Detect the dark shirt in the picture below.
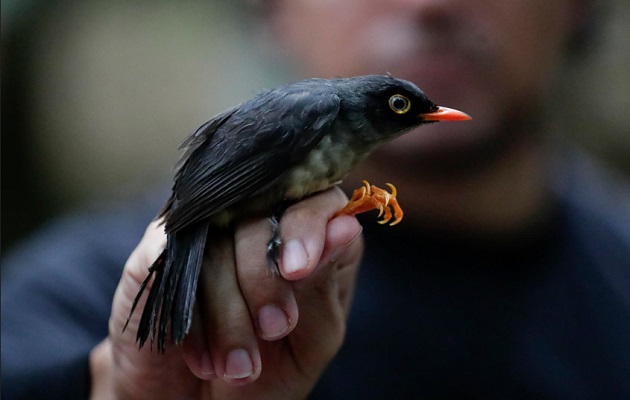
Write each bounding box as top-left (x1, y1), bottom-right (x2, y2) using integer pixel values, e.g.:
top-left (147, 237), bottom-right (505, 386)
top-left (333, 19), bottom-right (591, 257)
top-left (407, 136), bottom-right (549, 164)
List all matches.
top-left (313, 200), bottom-right (630, 399)
top-left (2, 152), bottom-right (630, 399)
top-left (2, 196), bottom-right (158, 399)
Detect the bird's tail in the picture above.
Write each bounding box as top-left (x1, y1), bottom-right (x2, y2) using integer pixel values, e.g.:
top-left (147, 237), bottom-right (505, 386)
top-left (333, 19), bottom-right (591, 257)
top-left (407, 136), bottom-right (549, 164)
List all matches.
top-left (124, 221), bottom-right (209, 352)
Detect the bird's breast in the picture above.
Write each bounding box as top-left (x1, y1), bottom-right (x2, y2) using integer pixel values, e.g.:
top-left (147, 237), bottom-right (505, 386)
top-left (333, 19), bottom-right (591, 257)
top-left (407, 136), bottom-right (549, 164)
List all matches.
top-left (283, 135), bottom-right (361, 199)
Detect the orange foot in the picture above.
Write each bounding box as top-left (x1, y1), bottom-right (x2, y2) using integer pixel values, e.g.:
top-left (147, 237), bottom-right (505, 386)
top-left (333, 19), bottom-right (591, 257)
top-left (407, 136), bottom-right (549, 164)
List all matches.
top-left (334, 180), bottom-right (403, 226)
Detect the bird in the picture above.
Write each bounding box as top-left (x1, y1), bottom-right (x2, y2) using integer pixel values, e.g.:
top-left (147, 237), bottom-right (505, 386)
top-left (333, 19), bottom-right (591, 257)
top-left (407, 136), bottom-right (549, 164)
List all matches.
top-left (124, 74), bottom-right (471, 352)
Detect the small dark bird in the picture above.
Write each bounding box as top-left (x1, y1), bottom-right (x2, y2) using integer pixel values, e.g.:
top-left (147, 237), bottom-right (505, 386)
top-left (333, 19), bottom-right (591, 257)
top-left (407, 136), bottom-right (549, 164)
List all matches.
top-left (125, 74), bottom-right (470, 351)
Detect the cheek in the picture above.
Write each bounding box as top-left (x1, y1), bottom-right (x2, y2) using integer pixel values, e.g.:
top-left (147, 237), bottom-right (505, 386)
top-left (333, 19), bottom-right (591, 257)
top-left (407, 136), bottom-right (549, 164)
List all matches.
top-left (490, 1), bottom-right (573, 97)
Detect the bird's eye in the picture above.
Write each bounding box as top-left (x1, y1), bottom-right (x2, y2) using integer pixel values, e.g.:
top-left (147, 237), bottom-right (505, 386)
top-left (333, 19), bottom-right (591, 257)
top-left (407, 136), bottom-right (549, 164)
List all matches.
top-left (388, 94), bottom-right (411, 114)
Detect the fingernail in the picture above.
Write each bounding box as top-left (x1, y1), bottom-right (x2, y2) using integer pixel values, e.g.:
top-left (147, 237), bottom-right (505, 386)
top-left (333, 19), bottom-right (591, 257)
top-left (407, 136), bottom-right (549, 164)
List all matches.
top-left (329, 227), bottom-right (363, 262)
top-left (258, 304), bottom-right (290, 340)
top-left (282, 239), bottom-right (308, 275)
top-left (200, 351), bottom-right (216, 379)
top-left (224, 348), bottom-right (254, 380)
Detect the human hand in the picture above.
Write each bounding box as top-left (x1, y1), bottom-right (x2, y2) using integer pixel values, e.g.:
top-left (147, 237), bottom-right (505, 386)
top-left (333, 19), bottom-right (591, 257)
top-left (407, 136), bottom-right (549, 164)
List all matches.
top-left (90, 187), bottom-right (363, 399)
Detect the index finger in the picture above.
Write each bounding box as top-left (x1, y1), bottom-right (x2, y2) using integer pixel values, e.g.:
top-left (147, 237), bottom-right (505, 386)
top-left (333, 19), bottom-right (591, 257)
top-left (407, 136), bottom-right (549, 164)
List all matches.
top-left (278, 187), bottom-right (362, 280)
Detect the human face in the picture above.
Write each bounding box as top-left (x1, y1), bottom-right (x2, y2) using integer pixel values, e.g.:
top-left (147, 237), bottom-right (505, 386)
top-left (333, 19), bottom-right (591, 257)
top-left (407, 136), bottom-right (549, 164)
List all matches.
top-left (271, 0), bottom-right (581, 162)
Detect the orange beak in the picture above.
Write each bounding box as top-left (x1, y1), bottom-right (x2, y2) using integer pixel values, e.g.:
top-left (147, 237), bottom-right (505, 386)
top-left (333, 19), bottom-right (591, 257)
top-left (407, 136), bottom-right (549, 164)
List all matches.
top-left (420, 106), bottom-right (472, 122)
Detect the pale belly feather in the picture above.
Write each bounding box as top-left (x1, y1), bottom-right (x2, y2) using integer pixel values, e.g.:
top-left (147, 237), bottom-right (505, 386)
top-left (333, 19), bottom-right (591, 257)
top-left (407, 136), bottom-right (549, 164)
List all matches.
top-left (283, 136), bottom-right (360, 199)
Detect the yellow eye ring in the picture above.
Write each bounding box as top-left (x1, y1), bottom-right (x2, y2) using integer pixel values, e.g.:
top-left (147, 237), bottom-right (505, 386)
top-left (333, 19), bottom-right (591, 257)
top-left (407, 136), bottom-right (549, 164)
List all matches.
top-left (388, 94), bottom-right (411, 114)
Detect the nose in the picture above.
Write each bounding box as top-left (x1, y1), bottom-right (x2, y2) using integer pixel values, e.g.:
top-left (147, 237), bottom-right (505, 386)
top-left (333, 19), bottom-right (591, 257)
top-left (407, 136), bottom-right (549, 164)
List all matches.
top-left (374, 0), bottom-right (464, 31)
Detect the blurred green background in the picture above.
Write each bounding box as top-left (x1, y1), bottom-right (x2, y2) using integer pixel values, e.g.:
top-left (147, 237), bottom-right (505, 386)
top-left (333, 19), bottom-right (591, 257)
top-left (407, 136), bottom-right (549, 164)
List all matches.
top-left (2, 0), bottom-right (629, 251)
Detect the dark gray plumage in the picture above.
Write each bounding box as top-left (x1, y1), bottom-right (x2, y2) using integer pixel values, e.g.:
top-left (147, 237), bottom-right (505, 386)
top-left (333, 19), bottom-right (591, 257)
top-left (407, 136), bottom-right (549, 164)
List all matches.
top-left (125, 74), bottom-right (470, 352)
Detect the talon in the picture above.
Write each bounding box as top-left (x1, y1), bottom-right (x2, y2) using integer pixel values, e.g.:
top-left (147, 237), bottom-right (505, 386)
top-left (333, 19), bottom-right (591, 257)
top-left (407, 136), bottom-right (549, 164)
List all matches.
top-left (361, 180), bottom-right (371, 196)
top-left (389, 194), bottom-right (403, 225)
top-left (378, 211), bottom-right (390, 224)
top-left (379, 205), bottom-right (393, 225)
top-left (334, 180), bottom-right (404, 226)
top-left (386, 183), bottom-right (397, 198)
top-left (385, 207), bottom-right (393, 223)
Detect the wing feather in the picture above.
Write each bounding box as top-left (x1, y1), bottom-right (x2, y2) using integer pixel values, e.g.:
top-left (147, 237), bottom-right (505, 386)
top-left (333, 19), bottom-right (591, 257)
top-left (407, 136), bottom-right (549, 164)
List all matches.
top-left (164, 84), bottom-right (340, 233)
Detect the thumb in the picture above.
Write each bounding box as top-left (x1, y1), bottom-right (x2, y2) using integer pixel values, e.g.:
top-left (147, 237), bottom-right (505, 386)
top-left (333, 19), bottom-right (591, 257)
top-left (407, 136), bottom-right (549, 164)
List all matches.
top-left (106, 221), bottom-right (198, 397)
top-left (111, 220), bottom-right (165, 350)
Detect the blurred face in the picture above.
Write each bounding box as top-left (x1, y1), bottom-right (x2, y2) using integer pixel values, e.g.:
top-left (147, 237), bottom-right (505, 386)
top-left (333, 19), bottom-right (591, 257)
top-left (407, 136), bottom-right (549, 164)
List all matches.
top-left (271, 0), bottom-right (581, 164)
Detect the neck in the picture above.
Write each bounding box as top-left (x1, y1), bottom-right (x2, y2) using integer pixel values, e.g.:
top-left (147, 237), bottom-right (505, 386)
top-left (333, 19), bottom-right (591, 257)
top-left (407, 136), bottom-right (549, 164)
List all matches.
top-left (342, 138), bottom-right (551, 237)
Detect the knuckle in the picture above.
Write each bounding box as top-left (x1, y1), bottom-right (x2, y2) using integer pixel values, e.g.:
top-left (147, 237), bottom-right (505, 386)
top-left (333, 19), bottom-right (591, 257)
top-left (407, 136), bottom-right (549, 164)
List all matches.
top-left (282, 207), bottom-right (325, 234)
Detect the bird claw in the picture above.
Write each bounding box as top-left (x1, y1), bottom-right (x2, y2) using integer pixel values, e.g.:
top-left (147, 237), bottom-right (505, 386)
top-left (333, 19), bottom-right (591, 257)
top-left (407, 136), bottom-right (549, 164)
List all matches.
top-left (334, 180), bottom-right (403, 225)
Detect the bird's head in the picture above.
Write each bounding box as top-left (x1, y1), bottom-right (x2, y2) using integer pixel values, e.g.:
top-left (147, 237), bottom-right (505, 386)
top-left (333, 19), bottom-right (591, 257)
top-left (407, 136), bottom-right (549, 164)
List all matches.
top-left (335, 75), bottom-right (470, 142)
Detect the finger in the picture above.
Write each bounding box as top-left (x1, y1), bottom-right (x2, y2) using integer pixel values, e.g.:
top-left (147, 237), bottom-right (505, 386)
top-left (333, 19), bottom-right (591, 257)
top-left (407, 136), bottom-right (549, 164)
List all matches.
top-left (181, 303), bottom-right (216, 381)
top-left (287, 214), bottom-right (364, 377)
top-left (108, 221), bottom-right (198, 397)
top-left (199, 232), bottom-right (262, 386)
top-left (295, 214), bottom-right (363, 324)
top-left (318, 214), bottom-right (363, 269)
top-left (128, 220), bottom-right (167, 280)
top-left (322, 215), bottom-right (364, 311)
top-left (235, 217), bottom-right (299, 341)
top-left (278, 187), bottom-right (350, 280)
top-left (112, 220), bottom-right (166, 344)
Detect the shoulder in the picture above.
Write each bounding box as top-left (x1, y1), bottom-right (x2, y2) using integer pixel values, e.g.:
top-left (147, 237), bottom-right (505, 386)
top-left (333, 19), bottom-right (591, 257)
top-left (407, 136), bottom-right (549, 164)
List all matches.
top-left (552, 145), bottom-right (630, 246)
top-left (550, 146), bottom-right (630, 296)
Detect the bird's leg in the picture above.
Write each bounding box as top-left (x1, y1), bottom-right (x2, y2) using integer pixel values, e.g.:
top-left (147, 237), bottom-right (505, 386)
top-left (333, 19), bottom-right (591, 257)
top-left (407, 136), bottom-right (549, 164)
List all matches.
top-left (334, 180), bottom-right (403, 226)
top-left (266, 201), bottom-right (291, 275)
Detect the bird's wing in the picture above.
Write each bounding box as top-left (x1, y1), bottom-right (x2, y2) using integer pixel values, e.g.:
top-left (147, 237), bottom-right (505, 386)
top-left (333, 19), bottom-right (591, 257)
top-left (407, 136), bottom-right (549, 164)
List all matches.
top-left (172, 105), bottom-right (239, 175)
top-left (163, 87), bottom-right (341, 233)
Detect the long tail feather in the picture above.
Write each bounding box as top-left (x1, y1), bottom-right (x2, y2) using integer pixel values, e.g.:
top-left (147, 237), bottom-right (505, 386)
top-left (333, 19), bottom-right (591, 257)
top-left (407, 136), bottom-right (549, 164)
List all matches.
top-left (127, 222), bottom-right (209, 352)
top-left (123, 250), bottom-right (165, 336)
top-left (172, 223), bottom-right (208, 342)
